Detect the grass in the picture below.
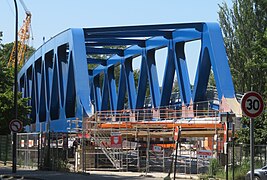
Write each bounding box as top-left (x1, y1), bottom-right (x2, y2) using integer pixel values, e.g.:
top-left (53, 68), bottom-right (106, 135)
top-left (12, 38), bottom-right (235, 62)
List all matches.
top-left (204, 158), bottom-right (252, 180)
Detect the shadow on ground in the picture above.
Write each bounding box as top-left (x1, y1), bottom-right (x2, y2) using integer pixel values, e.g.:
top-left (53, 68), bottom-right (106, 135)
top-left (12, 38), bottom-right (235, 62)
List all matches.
top-left (0, 167), bottom-right (159, 180)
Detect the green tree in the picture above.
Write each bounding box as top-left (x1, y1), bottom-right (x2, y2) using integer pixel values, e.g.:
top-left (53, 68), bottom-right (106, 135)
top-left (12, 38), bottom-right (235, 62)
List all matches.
top-left (0, 31), bottom-right (2, 47)
top-left (219, 0), bottom-right (267, 144)
top-left (219, 0), bottom-right (267, 97)
top-left (0, 41), bottom-right (32, 134)
top-left (0, 91), bottom-right (31, 135)
top-left (0, 42), bottom-right (35, 68)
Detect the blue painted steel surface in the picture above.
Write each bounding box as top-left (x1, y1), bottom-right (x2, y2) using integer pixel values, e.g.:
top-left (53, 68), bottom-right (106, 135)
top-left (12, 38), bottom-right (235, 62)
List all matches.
top-left (18, 22), bottom-right (236, 132)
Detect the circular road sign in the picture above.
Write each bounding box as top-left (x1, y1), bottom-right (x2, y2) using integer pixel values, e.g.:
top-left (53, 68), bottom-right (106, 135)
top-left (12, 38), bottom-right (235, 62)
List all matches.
top-left (241, 91), bottom-right (264, 118)
top-left (174, 126), bottom-right (179, 141)
top-left (9, 119), bottom-right (23, 133)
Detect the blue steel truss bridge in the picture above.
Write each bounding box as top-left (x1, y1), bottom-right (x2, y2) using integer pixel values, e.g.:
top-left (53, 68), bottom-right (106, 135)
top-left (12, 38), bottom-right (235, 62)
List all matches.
top-left (18, 22), bottom-right (242, 170)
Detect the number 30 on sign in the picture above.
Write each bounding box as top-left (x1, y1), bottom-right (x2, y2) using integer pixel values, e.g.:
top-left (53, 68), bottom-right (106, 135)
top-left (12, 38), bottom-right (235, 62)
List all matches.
top-left (241, 91), bottom-right (264, 118)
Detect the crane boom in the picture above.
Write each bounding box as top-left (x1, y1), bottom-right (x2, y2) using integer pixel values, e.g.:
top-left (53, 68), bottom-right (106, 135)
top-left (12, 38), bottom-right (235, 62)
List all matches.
top-left (8, 2), bottom-right (32, 67)
top-left (19, 0), bottom-right (29, 13)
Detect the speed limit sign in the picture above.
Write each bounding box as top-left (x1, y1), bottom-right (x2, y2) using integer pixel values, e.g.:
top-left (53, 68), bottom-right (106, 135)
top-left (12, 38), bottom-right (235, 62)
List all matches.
top-left (241, 91), bottom-right (264, 118)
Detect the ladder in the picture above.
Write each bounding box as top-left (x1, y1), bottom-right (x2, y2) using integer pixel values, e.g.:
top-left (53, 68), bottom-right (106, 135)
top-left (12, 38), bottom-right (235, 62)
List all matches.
top-left (92, 129), bottom-right (122, 169)
top-left (88, 120), bottom-right (123, 169)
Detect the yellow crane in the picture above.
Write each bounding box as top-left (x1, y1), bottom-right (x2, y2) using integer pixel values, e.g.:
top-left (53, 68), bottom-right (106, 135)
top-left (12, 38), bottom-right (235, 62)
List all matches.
top-left (8, 0), bottom-right (32, 67)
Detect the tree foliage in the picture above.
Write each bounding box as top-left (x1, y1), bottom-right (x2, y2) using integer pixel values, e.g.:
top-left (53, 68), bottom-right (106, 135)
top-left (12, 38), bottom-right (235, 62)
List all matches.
top-left (0, 42), bottom-right (35, 68)
top-left (219, 0), bottom-right (267, 144)
top-left (0, 39), bottom-right (33, 134)
top-left (219, 0), bottom-right (267, 96)
top-left (0, 31), bottom-right (2, 49)
top-left (0, 90), bottom-right (31, 134)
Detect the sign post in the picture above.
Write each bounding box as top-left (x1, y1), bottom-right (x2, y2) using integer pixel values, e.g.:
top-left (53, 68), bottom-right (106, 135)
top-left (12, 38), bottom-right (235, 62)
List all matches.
top-left (232, 123), bottom-right (235, 180)
top-left (241, 91), bottom-right (264, 180)
top-left (9, 119), bottom-right (23, 174)
top-left (220, 112), bottom-right (235, 180)
top-left (226, 112), bottom-right (229, 180)
top-left (173, 126), bottom-right (181, 180)
top-left (164, 126), bottom-right (181, 180)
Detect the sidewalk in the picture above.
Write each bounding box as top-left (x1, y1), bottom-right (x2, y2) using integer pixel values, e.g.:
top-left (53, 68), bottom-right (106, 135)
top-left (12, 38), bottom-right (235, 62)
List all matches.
top-left (0, 166), bottom-right (200, 180)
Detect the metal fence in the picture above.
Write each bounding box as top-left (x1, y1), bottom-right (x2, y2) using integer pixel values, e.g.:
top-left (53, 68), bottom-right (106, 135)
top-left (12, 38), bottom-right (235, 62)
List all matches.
top-left (2, 132), bottom-right (267, 175)
top-left (228, 143), bottom-right (267, 168)
top-left (16, 132), bottom-right (71, 171)
top-left (17, 133), bottom-right (39, 168)
top-left (0, 135), bottom-right (12, 165)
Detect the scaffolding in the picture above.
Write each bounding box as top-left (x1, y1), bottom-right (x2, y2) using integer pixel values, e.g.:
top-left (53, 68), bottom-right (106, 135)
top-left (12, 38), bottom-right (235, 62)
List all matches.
top-left (73, 101), bottom-right (226, 173)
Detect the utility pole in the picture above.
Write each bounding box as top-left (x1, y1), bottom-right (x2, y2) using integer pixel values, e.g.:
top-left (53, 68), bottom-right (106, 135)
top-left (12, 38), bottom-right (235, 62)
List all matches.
top-left (12, 0), bottom-right (19, 174)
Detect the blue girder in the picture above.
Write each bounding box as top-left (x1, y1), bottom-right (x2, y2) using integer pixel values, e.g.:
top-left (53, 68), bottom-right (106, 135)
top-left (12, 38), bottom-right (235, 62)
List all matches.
top-left (18, 22), bottom-right (236, 132)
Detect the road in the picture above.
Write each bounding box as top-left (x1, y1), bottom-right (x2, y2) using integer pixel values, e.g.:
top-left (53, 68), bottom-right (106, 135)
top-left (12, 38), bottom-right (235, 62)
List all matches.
top-left (0, 165), bottom-right (199, 180)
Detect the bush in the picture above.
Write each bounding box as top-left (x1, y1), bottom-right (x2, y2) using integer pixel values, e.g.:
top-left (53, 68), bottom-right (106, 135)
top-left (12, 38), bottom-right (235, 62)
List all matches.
top-left (57, 159), bottom-right (71, 172)
top-left (209, 158), bottom-right (222, 176)
top-left (208, 158), bottom-right (248, 179)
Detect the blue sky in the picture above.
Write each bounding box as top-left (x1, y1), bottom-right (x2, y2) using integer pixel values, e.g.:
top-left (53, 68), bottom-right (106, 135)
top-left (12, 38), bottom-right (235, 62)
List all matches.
top-left (1, 0), bottom-right (232, 84)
